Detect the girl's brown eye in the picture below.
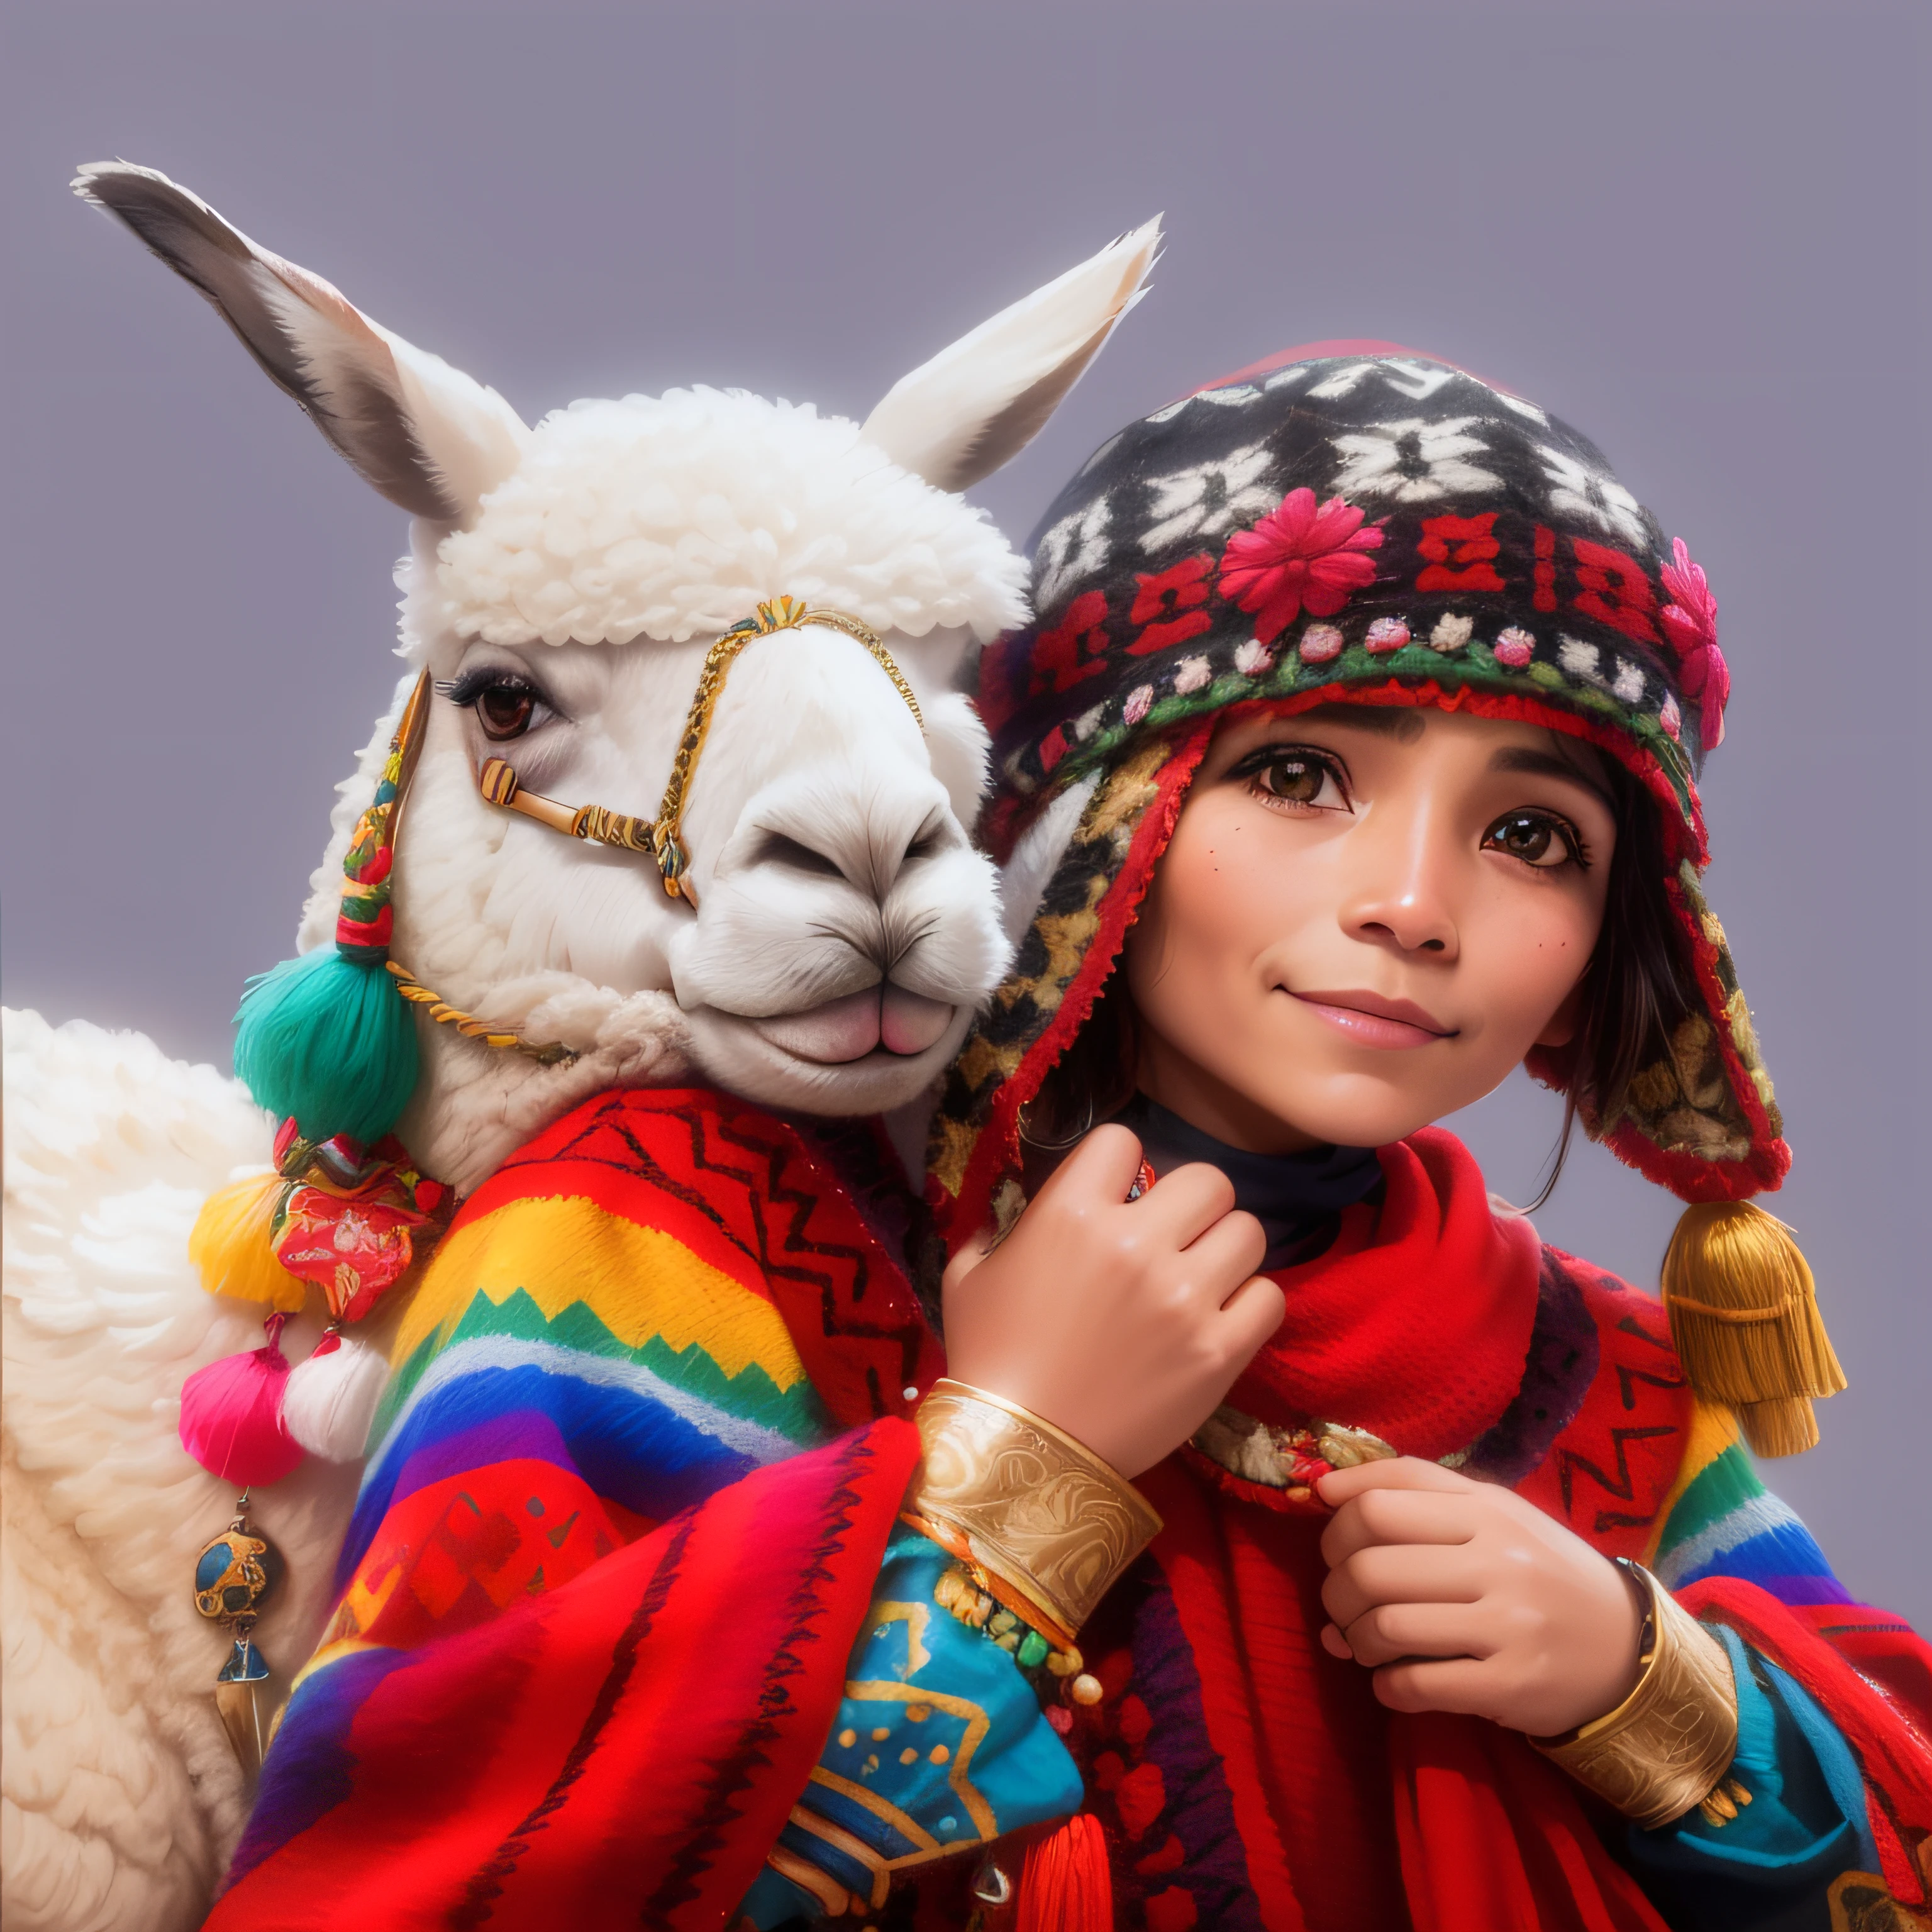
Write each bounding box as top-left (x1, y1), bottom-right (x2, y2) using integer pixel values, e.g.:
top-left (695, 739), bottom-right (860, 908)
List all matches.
top-left (477, 685), bottom-right (536, 740)
top-left (1259, 756), bottom-right (1326, 803)
top-left (1485, 810), bottom-right (1575, 869)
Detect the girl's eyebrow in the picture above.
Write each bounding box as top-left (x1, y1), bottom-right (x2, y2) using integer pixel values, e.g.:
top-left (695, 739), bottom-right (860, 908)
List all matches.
top-left (1489, 744), bottom-right (1615, 808)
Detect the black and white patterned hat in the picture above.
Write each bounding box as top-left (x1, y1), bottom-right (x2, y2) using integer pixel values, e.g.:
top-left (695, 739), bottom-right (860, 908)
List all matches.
top-left (982, 340), bottom-right (1729, 841)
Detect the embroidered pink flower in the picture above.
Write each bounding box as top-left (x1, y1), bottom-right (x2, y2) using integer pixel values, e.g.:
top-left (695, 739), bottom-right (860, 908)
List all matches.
top-left (1219, 490), bottom-right (1384, 643)
top-left (1658, 538), bottom-right (1729, 748)
top-left (1660, 694), bottom-right (1682, 741)
top-left (1299, 624), bottom-right (1345, 663)
top-left (1493, 626), bottom-right (1535, 669)
top-left (1124, 683), bottom-right (1154, 725)
top-left (1364, 616), bottom-right (1411, 653)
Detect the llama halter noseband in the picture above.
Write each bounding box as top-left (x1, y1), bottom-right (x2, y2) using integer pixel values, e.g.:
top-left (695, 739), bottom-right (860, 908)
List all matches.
top-left (473, 596), bottom-right (923, 909)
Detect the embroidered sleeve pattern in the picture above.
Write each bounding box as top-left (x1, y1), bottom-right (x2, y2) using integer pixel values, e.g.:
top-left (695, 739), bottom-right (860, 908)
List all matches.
top-left (741, 1526), bottom-right (1084, 1924)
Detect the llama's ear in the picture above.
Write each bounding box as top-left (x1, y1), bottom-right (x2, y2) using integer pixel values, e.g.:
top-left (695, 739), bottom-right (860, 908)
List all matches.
top-left (74, 162), bottom-right (528, 523)
top-left (860, 217), bottom-right (1162, 492)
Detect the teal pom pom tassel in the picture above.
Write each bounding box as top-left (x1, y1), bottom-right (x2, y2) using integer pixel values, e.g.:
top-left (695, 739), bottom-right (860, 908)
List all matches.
top-left (234, 950), bottom-right (419, 1146)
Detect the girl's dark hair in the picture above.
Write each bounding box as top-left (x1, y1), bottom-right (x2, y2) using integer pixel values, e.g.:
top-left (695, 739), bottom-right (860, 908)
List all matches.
top-left (1531, 748), bottom-right (1702, 1204)
top-left (1019, 739), bottom-right (1702, 1206)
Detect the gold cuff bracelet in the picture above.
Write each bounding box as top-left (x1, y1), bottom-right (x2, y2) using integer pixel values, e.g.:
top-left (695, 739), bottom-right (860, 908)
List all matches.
top-left (1530, 1560), bottom-right (1739, 1831)
top-left (903, 1379), bottom-right (1163, 1643)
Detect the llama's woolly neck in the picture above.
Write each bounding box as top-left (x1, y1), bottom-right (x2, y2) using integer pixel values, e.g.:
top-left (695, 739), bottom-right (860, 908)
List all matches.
top-left (413, 387), bottom-right (1030, 653)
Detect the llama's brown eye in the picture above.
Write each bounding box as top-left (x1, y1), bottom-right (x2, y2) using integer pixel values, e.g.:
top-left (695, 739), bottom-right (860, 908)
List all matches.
top-left (477, 685), bottom-right (535, 740)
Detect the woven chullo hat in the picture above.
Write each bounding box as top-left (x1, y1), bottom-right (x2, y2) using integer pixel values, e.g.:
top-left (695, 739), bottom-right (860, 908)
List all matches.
top-left (934, 343), bottom-right (1842, 1455)
top-left (935, 343), bottom-right (1839, 1453)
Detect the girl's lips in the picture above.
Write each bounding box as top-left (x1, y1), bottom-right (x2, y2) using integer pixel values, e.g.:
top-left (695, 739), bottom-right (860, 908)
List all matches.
top-left (1291, 989), bottom-right (1456, 1050)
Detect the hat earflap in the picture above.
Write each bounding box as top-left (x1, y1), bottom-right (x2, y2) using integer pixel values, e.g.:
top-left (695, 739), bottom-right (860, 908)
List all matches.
top-left (1661, 1202), bottom-right (1847, 1458)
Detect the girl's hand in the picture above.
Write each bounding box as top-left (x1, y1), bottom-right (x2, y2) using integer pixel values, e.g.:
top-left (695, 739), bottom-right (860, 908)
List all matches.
top-left (1316, 1458), bottom-right (1645, 1737)
top-left (941, 1124), bottom-right (1282, 1480)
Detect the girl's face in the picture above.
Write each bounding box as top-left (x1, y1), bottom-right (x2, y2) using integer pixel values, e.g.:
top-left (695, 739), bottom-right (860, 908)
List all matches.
top-left (1124, 704), bottom-right (1618, 1153)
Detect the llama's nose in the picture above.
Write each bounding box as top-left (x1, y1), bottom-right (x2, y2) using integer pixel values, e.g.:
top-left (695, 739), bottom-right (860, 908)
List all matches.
top-left (753, 812), bottom-right (944, 902)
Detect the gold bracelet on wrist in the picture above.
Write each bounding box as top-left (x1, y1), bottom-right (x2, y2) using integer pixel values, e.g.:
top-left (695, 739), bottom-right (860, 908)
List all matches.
top-left (1529, 1560), bottom-right (1739, 1831)
top-left (903, 1379), bottom-right (1163, 1643)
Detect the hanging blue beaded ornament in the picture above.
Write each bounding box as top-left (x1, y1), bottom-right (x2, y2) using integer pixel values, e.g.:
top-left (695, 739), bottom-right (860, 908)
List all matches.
top-left (192, 1494), bottom-right (286, 1775)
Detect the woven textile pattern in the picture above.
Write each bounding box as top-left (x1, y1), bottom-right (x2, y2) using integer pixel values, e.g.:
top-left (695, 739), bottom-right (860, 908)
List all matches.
top-left (209, 1088), bottom-right (943, 1930)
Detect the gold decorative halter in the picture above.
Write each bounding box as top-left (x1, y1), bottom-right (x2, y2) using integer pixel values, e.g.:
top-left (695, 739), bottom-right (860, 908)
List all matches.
top-left (473, 597), bottom-right (923, 909)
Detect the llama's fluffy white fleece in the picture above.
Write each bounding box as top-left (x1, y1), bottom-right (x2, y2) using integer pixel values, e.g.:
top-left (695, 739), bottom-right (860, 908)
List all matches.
top-left (2, 1011), bottom-right (361, 1932)
top-left (421, 388), bottom-right (1030, 650)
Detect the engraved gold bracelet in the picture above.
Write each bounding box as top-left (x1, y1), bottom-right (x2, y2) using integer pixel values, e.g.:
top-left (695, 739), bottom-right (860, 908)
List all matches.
top-left (1530, 1560), bottom-right (1739, 1831)
top-left (902, 1379), bottom-right (1162, 1644)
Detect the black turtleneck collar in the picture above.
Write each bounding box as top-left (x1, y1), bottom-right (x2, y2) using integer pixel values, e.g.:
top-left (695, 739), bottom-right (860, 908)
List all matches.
top-left (1112, 1091), bottom-right (1385, 1272)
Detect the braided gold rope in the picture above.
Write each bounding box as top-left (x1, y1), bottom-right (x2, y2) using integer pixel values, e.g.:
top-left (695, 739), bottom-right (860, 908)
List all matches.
top-left (385, 961), bottom-right (578, 1065)
top-left (650, 597), bottom-right (923, 897)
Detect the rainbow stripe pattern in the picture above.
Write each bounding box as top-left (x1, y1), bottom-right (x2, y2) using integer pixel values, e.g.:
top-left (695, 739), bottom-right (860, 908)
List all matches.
top-left (215, 1087), bottom-right (944, 1929)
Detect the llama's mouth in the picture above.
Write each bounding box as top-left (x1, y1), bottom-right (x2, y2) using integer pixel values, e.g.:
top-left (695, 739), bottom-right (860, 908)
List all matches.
top-left (748, 985), bottom-right (955, 1064)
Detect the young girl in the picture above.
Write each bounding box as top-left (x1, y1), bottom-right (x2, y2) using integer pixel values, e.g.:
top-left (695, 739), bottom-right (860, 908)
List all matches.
top-left (745, 346), bottom-right (1931, 1929)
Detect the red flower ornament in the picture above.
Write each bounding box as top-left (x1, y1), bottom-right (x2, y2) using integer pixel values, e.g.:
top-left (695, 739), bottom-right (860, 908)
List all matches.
top-left (1219, 490), bottom-right (1384, 644)
top-left (1658, 538), bottom-right (1729, 749)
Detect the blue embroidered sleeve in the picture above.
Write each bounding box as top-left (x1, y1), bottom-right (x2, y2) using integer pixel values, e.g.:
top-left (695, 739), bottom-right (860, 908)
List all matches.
top-left (1625, 1625), bottom-right (1879, 1931)
top-left (738, 1526), bottom-right (1084, 1925)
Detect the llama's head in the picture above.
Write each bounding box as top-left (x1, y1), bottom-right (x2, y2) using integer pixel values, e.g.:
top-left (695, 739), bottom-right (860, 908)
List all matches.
top-left (79, 165), bottom-right (1157, 1186)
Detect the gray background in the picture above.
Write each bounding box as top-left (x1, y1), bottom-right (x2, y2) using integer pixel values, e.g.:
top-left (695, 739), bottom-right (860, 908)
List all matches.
top-left (4, 1), bottom-right (1926, 1622)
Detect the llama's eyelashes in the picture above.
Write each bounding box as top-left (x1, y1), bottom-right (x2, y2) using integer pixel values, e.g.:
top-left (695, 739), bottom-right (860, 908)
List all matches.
top-left (437, 668), bottom-right (563, 740)
top-left (437, 667), bottom-right (555, 711)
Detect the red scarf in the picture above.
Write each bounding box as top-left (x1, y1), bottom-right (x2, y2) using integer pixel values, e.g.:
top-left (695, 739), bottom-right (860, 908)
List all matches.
top-left (1139, 1128), bottom-right (1672, 1932)
top-left (1228, 1128), bottom-right (1541, 1460)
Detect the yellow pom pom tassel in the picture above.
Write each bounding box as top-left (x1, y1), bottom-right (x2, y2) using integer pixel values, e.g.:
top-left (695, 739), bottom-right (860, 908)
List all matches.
top-left (189, 1174), bottom-right (308, 1314)
top-left (1661, 1202), bottom-right (1846, 1458)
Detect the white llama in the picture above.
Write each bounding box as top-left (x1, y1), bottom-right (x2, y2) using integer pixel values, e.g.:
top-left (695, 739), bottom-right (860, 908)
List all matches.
top-left (1, 163), bottom-right (1157, 1932)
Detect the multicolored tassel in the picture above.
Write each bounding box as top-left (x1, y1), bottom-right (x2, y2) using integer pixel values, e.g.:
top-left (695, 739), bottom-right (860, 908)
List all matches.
top-left (231, 672), bottom-right (432, 1146)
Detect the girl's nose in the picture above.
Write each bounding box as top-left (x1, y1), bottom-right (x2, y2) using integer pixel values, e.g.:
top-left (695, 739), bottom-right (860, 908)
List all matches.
top-left (1338, 815), bottom-right (1459, 960)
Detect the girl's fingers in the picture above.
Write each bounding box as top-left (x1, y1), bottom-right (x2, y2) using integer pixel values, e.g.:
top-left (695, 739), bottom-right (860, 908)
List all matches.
top-left (1367, 1655), bottom-right (1499, 1719)
top-left (1331, 1601), bottom-right (1500, 1670)
top-left (1318, 1457), bottom-right (1477, 1508)
top-left (1320, 1541), bottom-right (1487, 1631)
top-left (1133, 1159), bottom-right (1239, 1246)
top-left (1180, 1208), bottom-right (1268, 1297)
top-left (1320, 1485), bottom-right (1479, 1567)
top-left (1213, 1271), bottom-right (1288, 1360)
top-left (1045, 1122), bottom-right (1147, 1205)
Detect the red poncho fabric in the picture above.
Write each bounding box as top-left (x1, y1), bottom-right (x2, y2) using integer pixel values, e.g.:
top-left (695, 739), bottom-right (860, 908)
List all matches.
top-left (1065, 1128), bottom-right (1932, 1931)
top-left (214, 1092), bottom-right (1932, 1929)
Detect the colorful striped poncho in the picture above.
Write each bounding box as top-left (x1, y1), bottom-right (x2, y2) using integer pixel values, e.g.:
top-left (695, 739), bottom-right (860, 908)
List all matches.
top-left (213, 1094), bottom-right (1932, 1929)
top-left (214, 1087), bottom-right (942, 1927)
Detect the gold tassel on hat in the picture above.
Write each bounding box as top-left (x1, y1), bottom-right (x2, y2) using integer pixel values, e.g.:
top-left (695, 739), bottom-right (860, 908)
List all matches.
top-left (1661, 1202), bottom-right (1846, 1457)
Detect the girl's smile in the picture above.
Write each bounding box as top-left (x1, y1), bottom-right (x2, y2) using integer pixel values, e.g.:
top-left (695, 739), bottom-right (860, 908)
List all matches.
top-left (1288, 989), bottom-right (1458, 1048)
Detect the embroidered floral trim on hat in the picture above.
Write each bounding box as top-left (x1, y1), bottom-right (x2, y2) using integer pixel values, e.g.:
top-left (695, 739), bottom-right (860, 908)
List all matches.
top-left (1660, 538), bottom-right (1729, 750)
top-left (1218, 490), bottom-right (1384, 642)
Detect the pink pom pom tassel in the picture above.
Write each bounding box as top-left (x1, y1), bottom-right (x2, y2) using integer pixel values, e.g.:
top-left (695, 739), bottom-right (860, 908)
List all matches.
top-left (179, 1312), bottom-right (305, 1487)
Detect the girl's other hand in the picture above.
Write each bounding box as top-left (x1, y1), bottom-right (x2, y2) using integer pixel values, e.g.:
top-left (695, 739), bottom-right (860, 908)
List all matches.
top-left (941, 1124), bottom-right (1281, 1479)
top-left (1315, 1458), bottom-right (1645, 1736)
